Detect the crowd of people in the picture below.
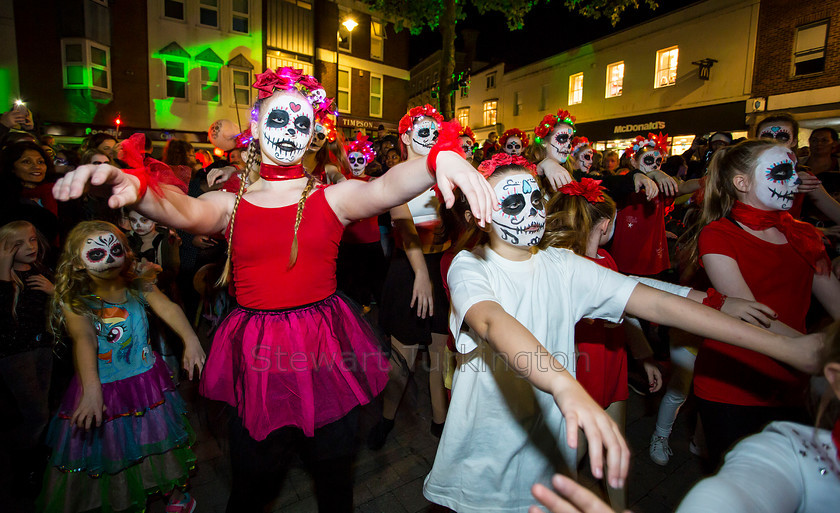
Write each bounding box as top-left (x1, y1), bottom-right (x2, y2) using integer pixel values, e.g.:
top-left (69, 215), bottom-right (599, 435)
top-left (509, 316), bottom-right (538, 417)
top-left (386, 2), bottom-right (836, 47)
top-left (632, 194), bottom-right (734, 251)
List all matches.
top-left (1, 66), bottom-right (839, 513)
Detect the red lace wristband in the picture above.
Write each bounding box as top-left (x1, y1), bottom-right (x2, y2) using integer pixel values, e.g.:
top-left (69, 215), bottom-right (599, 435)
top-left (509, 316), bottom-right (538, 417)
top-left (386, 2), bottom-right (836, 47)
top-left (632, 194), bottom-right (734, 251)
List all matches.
top-left (427, 120), bottom-right (466, 177)
top-left (702, 288), bottom-right (726, 311)
top-left (122, 168), bottom-right (149, 200)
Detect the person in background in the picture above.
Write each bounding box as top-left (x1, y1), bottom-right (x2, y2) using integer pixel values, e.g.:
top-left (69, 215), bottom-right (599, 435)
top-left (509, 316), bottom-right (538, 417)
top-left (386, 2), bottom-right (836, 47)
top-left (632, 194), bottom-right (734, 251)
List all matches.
top-left (601, 150), bottom-right (620, 175)
top-left (80, 133), bottom-right (118, 160)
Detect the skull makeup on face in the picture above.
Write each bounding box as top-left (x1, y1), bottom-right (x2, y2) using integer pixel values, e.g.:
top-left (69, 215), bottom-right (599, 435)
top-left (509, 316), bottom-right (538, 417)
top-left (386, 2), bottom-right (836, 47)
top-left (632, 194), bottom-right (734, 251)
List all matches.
top-left (546, 124), bottom-right (575, 163)
top-left (309, 122), bottom-right (328, 151)
top-left (758, 123), bottom-right (795, 149)
top-left (576, 148), bottom-right (594, 172)
top-left (637, 149), bottom-right (663, 174)
top-left (128, 211), bottom-right (155, 236)
top-left (258, 90), bottom-right (314, 165)
top-left (348, 152), bottom-right (367, 176)
top-left (81, 232), bottom-right (126, 275)
top-left (410, 116), bottom-right (440, 156)
top-left (504, 137), bottom-right (524, 156)
top-left (491, 174), bottom-right (546, 247)
top-left (459, 135), bottom-right (475, 160)
top-left (752, 145), bottom-right (799, 211)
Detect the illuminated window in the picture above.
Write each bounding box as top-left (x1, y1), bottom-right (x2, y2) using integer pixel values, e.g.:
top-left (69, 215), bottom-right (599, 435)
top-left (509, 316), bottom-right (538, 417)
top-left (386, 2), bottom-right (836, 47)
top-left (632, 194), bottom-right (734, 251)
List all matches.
top-left (233, 69), bottom-right (251, 106)
top-left (200, 66), bottom-right (220, 103)
top-left (165, 60), bottom-right (188, 99)
top-left (514, 91), bottom-right (523, 116)
top-left (458, 108), bottom-right (469, 127)
top-left (232, 0), bottom-right (249, 34)
top-left (483, 100), bottom-right (497, 126)
top-left (606, 61), bottom-right (624, 98)
top-left (486, 72), bottom-right (496, 89)
top-left (370, 73), bottom-right (382, 117)
top-left (266, 50), bottom-right (313, 75)
top-left (61, 38), bottom-right (111, 93)
top-left (793, 20), bottom-right (828, 76)
top-left (655, 46), bottom-right (678, 88)
top-left (371, 20), bottom-right (384, 60)
top-left (163, 0), bottom-right (184, 20)
top-left (569, 72), bottom-right (583, 105)
top-left (338, 66), bottom-right (351, 113)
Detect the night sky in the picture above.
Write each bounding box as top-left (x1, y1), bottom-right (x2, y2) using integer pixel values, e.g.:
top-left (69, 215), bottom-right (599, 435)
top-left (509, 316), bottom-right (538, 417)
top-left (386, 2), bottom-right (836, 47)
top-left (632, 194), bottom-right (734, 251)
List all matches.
top-left (408, 0), bottom-right (699, 70)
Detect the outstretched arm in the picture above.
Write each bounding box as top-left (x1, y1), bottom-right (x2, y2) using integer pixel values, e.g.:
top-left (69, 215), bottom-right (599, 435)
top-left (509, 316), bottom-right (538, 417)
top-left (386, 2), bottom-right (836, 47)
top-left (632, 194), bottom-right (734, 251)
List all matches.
top-left (65, 308), bottom-right (107, 430)
top-left (144, 285), bottom-right (205, 380)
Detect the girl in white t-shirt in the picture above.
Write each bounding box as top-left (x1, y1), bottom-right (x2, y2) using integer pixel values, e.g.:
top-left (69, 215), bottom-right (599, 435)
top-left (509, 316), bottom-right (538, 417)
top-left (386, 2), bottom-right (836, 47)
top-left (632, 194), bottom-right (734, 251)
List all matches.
top-left (422, 156), bottom-right (824, 513)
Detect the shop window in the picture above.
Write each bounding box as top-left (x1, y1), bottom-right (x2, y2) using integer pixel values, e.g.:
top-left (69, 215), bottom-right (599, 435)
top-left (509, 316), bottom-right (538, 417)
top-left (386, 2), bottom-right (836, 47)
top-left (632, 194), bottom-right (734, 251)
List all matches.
top-left (165, 59), bottom-right (188, 99)
top-left (655, 46), bottom-right (678, 88)
top-left (233, 69), bottom-right (251, 106)
top-left (483, 100), bottom-right (497, 126)
top-left (793, 20), bottom-right (828, 76)
top-left (199, 0), bottom-right (218, 28)
top-left (200, 66), bottom-right (220, 103)
top-left (486, 72), bottom-right (496, 89)
top-left (606, 61), bottom-right (624, 98)
top-left (370, 73), bottom-right (382, 117)
top-left (371, 20), bottom-right (384, 61)
top-left (569, 72), bottom-right (583, 105)
top-left (163, 0), bottom-right (184, 20)
top-left (232, 0), bottom-right (249, 34)
top-left (458, 107), bottom-right (470, 127)
top-left (338, 66), bottom-right (351, 113)
top-left (61, 38), bottom-right (111, 93)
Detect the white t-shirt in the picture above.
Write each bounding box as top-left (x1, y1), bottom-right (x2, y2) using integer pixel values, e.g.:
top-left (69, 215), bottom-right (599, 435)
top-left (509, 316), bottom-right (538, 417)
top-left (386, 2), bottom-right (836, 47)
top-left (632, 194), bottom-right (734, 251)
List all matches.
top-left (677, 421), bottom-right (839, 513)
top-left (423, 246), bottom-right (638, 513)
top-left (406, 187), bottom-right (439, 225)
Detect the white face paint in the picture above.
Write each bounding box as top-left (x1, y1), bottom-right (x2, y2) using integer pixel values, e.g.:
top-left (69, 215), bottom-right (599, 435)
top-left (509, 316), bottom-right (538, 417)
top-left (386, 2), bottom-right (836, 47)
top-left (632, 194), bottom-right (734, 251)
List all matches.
top-left (258, 91), bottom-right (314, 165)
top-left (410, 116), bottom-right (439, 156)
top-left (546, 124), bottom-right (574, 163)
top-left (576, 148), bottom-right (594, 172)
top-left (459, 135), bottom-right (474, 160)
top-left (81, 232), bottom-right (126, 276)
top-left (503, 136), bottom-right (524, 156)
top-left (348, 151), bottom-right (367, 177)
top-left (491, 174), bottom-right (546, 247)
top-left (758, 122), bottom-right (795, 149)
top-left (752, 146), bottom-right (799, 211)
top-left (637, 149), bottom-right (663, 173)
top-left (308, 122), bottom-right (328, 152)
top-left (128, 211), bottom-right (155, 236)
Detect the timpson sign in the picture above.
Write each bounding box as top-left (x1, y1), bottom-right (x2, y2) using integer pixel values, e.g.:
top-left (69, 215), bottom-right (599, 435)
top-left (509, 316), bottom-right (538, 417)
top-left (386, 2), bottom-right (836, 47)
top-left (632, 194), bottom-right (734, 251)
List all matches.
top-left (613, 121), bottom-right (666, 134)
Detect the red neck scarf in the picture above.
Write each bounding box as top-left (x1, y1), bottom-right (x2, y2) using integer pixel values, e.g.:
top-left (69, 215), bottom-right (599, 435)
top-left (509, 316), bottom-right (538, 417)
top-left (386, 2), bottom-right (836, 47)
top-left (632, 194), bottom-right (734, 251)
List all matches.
top-left (259, 163), bottom-right (306, 181)
top-left (730, 201), bottom-right (829, 275)
top-left (834, 419), bottom-right (840, 462)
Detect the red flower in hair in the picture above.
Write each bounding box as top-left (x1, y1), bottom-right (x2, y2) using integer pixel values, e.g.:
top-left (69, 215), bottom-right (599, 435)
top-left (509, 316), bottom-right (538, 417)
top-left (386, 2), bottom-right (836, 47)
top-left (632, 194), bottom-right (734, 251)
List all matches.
top-left (559, 178), bottom-right (606, 203)
top-left (626, 132), bottom-right (669, 160)
top-left (398, 104), bottom-right (444, 135)
top-left (499, 128), bottom-right (530, 149)
top-left (570, 136), bottom-right (591, 156)
top-left (534, 109), bottom-right (577, 142)
top-left (316, 111), bottom-right (338, 143)
top-left (252, 67), bottom-right (332, 116)
top-left (459, 125), bottom-right (476, 144)
top-left (477, 153), bottom-right (537, 178)
top-left (344, 133), bottom-right (376, 163)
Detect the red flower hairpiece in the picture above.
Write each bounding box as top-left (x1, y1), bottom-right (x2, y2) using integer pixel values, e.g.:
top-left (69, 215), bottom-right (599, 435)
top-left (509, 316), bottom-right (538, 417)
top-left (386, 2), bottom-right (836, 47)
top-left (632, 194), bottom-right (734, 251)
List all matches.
top-left (459, 125), bottom-right (476, 144)
top-left (398, 104), bottom-right (444, 135)
top-left (559, 177), bottom-right (606, 203)
top-left (570, 136), bottom-right (591, 156)
top-left (344, 133), bottom-right (376, 164)
top-left (534, 108), bottom-right (577, 142)
top-left (499, 128), bottom-right (530, 149)
top-left (477, 153), bottom-right (537, 178)
top-left (252, 67), bottom-right (333, 116)
top-left (626, 132), bottom-right (669, 161)
top-left (316, 111), bottom-right (338, 143)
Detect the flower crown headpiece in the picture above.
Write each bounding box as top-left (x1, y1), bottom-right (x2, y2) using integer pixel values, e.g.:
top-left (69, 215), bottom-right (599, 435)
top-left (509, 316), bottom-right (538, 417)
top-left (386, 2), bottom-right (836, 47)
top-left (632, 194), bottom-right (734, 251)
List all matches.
top-left (459, 125), bottom-right (476, 144)
top-left (477, 153), bottom-right (537, 178)
top-left (570, 136), bottom-right (592, 156)
top-left (626, 132), bottom-right (669, 161)
top-left (315, 111), bottom-right (338, 143)
top-left (344, 133), bottom-right (376, 164)
top-left (499, 128), bottom-right (530, 149)
top-left (252, 67), bottom-right (333, 116)
top-left (398, 104), bottom-right (444, 135)
top-left (559, 177), bottom-right (606, 203)
top-left (534, 109), bottom-right (577, 144)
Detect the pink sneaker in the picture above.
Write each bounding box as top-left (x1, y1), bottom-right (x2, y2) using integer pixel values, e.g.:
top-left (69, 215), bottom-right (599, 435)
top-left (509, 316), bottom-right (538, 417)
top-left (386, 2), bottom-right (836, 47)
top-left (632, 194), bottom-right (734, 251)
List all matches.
top-left (165, 493), bottom-right (196, 513)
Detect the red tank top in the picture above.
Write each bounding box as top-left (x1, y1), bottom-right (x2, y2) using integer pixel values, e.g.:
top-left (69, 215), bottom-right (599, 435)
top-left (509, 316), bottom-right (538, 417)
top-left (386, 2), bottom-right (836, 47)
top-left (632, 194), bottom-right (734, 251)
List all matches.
top-left (229, 187), bottom-right (345, 309)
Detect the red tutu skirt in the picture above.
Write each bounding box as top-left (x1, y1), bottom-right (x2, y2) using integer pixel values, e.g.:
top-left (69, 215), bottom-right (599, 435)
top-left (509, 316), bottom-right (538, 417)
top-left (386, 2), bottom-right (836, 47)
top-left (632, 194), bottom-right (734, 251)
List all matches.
top-left (200, 294), bottom-right (389, 440)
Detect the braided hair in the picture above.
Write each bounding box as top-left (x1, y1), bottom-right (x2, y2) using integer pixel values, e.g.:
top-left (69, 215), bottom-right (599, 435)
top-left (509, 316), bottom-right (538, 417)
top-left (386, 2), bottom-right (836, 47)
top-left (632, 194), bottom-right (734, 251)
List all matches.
top-left (215, 137), bottom-right (258, 287)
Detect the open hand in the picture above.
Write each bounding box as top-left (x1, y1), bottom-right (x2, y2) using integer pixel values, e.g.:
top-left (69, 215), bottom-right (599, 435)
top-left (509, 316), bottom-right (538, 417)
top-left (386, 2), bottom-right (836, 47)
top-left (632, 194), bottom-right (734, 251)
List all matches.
top-left (71, 387), bottom-right (107, 430)
top-left (182, 337), bottom-right (206, 380)
top-left (632, 173), bottom-right (660, 201)
top-left (434, 151), bottom-right (496, 227)
top-left (53, 164), bottom-right (142, 208)
top-left (27, 275), bottom-right (55, 295)
top-left (530, 474), bottom-right (631, 513)
top-left (541, 158), bottom-right (574, 192)
top-left (797, 171), bottom-right (821, 194)
top-left (0, 236), bottom-right (17, 271)
top-left (410, 272), bottom-right (434, 319)
top-left (207, 166), bottom-right (238, 188)
top-left (647, 170), bottom-right (679, 196)
top-left (720, 297), bottom-right (777, 328)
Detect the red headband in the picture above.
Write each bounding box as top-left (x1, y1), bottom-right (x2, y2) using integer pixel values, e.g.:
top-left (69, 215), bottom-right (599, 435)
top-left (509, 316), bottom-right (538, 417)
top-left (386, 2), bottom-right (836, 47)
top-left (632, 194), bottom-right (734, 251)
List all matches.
top-left (398, 104), bottom-right (444, 135)
top-left (252, 67), bottom-right (333, 117)
top-left (626, 132), bottom-right (669, 160)
top-left (459, 125), bottom-right (476, 144)
top-left (559, 177), bottom-right (606, 203)
top-left (499, 128), bottom-right (530, 148)
top-left (344, 133), bottom-right (376, 163)
top-left (477, 153), bottom-right (537, 178)
top-left (570, 136), bottom-right (591, 156)
top-left (534, 109), bottom-right (577, 142)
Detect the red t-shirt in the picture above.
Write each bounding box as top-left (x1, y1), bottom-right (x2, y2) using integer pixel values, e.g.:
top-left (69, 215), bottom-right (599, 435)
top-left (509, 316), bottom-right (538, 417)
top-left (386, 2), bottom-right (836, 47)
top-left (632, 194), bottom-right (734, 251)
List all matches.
top-left (20, 182), bottom-right (58, 216)
top-left (610, 191), bottom-right (670, 276)
top-left (575, 249), bottom-right (628, 408)
top-left (229, 187), bottom-right (345, 309)
top-left (693, 217), bottom-right (812, 407)
top-left (342, 216), bottom-right (380, 244)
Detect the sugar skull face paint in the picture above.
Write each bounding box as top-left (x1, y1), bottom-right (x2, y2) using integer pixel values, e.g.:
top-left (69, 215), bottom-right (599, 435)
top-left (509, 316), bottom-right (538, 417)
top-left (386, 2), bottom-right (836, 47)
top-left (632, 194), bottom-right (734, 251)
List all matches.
top-left (758, 122), bottom-right (795, 149)
top-left (127, 211), bottom-right (155, 236)
top-left (546, 123), bottom-right (575, 163)
top-left (504, 136), bottom-right (524, 156)
top-left (348, 151), bottom-right (367, 176)
top-left (753, 145), bottom-right (799, 211)
top-left (81, 232), bottom-right (126, 275)
top-left (410, 116), bottom-right (439, 156)
top-left (459, 135), bottom-right (475, 160)
top-left (637, 149), bottom-right (663, 174)
top-left (258, 91), bottom-right (314, 164)
top-left (576, 148), bottom-right (594, 172)
top-left (309, 122), bottom-right (328, 152)
top-left (491, 174), bottom-right (545, 247)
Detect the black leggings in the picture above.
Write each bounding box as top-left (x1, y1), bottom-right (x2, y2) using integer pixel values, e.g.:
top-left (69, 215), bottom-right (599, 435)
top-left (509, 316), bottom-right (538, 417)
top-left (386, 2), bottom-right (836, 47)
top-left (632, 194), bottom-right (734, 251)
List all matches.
top-left (696, 398), bottom-right (807, 470)
top-left (226, 408), bottom-right (359, 512)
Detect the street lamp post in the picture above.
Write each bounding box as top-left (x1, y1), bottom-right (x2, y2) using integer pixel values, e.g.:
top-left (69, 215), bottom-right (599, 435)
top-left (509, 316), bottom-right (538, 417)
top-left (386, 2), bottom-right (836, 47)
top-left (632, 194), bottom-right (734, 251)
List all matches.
top-left (336, 17), bottom-right (357, 117)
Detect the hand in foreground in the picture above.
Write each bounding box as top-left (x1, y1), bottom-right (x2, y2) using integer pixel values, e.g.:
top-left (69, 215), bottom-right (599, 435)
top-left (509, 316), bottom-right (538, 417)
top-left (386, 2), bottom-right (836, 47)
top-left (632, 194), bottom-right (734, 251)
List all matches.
top-left (646, 170), bottom-right (679, 196)
top-left (552, 381), bottom-right (629, 489)
top-left (720, 297), bottom-right (776, 328)
top-left (797, 171), bottom-right (821, 194)
top-left (207, 166), bottom-right (238, 187)
top-left (542, 158), bottom-right (574, 192)
top-left (435, 151), bottom-right (496, 227)
top-left (53, 164), bottom-right (142, 208)
top-left (632, 173), bottom-right (660, 201)
top-left (71, 387), bottom-right (107, 430)
top-left (182, 337), bottom-right (206, 380)
top-left (530, 474), bottom-right (632, 513)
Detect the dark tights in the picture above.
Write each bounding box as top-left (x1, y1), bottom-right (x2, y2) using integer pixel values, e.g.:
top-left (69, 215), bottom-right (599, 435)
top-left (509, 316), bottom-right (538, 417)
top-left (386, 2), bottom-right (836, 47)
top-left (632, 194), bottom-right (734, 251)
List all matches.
top-left (226, 408), bottom-right (358, 512)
